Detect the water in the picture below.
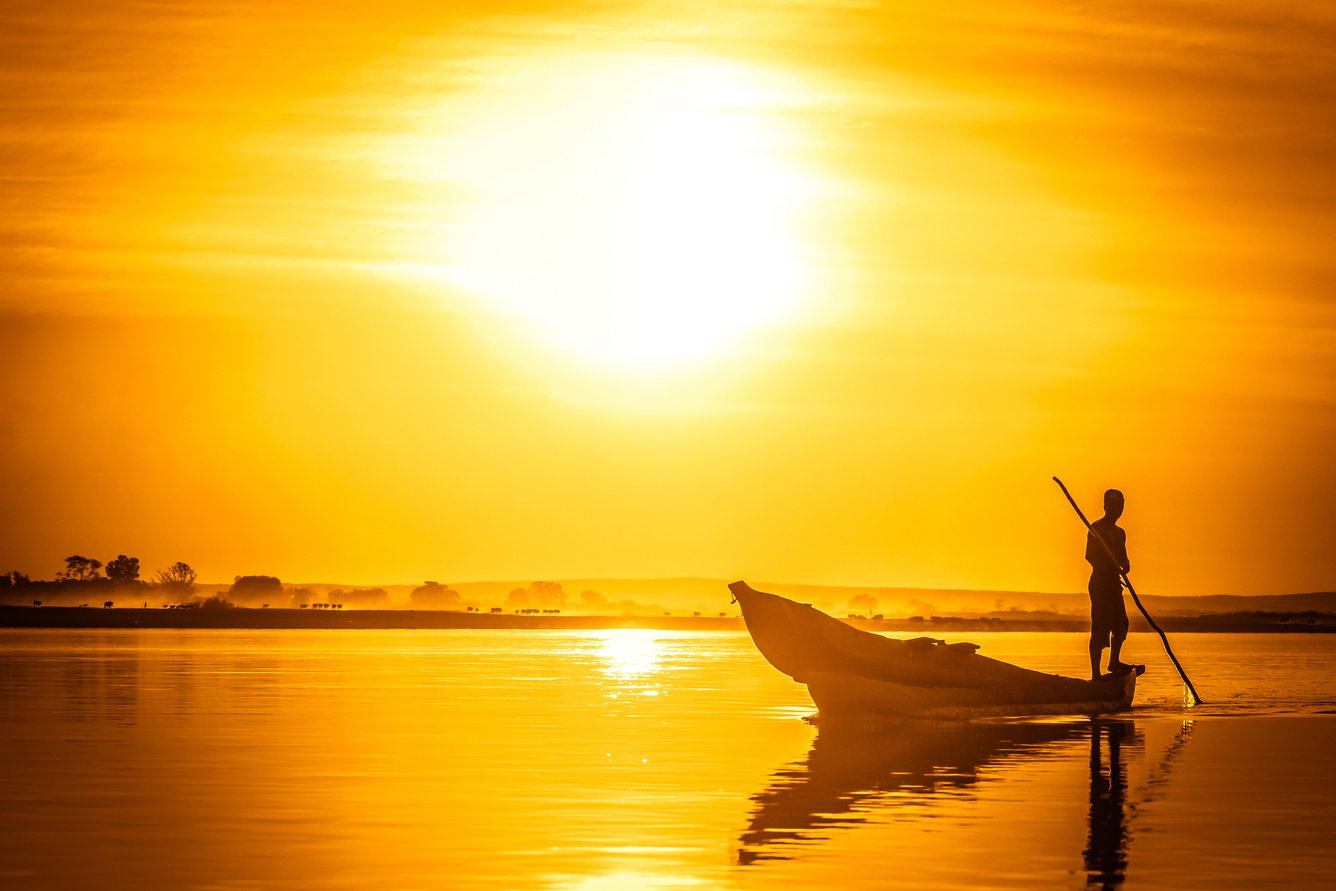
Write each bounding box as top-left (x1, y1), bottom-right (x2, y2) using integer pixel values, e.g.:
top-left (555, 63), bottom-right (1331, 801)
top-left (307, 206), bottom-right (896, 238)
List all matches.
top-left (2, 630), bottom-right (1334, 890)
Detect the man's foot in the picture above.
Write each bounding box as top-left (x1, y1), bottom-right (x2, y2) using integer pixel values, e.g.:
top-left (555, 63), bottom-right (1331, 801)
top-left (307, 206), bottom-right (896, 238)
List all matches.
top-left (1108, 662), bottom-right (1136, 676)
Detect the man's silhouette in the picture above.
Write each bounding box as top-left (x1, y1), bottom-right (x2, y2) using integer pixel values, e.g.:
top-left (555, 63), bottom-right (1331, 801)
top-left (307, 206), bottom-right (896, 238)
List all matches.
top-left (1086, 489), bottom-right (1132, 680)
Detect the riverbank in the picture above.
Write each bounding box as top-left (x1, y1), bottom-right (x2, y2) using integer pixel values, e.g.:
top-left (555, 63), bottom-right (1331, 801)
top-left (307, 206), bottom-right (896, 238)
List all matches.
top-left (2, 605), bottom-right (1333, 633)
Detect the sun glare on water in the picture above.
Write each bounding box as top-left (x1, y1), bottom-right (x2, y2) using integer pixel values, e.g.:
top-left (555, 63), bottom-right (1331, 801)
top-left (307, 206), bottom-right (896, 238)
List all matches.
top-left (436, 53), bottom-right (818, 368)
top-left (594, 629), bottom-right (665, 680)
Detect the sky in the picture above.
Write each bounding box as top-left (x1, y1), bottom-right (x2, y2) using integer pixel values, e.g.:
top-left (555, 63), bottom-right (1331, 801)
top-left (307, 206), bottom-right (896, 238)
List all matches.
top-left (2, 0), bottom-right (1333, 596)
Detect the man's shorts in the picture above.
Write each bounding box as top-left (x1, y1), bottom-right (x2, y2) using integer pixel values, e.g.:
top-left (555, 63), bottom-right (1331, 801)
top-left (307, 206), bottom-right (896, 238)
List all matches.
top-left (1089, 576), bottom-right (1129, 643)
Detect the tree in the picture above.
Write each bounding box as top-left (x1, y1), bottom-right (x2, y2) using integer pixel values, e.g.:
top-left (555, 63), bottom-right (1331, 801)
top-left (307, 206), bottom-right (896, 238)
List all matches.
top-left (411, 581), bottom-right (462, 610)
top-left (331, 587), bottom-right (389, 608)
top-left (507, 581), bottom-right (566, 610)
top-left (228, 575), bottom-right (282, 605)
top-left (58, 555), bottom-right (102, 582)
top-left (156, 562), bottom-right (197, 594)
top-left (106, 555), bottom-right (141, 584)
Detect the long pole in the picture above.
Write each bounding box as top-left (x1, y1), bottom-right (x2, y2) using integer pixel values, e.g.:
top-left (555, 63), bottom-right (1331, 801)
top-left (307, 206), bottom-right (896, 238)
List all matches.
top-left (1053, 476), bottom-right (1203, 706)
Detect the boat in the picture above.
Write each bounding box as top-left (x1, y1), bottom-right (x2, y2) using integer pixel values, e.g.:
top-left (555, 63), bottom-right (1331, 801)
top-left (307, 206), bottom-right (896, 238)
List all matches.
top-left (730, 580), bottom-right (1138, 719)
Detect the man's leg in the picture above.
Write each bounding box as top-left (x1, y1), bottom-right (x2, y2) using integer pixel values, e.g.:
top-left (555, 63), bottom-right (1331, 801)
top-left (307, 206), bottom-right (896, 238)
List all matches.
top-left (1090, 632), bottom-right (1105, 681)
top-left (1109, 631), bottom-right (1126, 670)
top-left (1108, 605), bottom-right (1131, 672)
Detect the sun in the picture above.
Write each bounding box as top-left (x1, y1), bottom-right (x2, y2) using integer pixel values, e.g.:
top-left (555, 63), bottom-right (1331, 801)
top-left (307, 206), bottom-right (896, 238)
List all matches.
top-left (436, 53), bottom-right (817, 368)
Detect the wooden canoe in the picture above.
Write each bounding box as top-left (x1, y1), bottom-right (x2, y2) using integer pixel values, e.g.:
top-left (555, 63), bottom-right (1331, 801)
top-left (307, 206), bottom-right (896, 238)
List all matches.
top-left (730, 580), bottom-right (1137, 719)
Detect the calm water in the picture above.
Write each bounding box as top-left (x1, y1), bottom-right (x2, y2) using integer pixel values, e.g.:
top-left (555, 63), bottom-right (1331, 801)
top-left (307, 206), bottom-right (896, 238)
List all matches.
top-left (3, 630), bottom-right (1335, 890)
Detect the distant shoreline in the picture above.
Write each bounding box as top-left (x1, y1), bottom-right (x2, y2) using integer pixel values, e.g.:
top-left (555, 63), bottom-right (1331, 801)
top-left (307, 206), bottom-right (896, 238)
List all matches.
top-left (1, 605), bottom-right (1332, 634)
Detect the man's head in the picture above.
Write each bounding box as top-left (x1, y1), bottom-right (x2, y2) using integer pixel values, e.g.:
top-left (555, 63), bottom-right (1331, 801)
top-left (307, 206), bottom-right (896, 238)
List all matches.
top-left (1103, 488), bottom-right (1125, 521)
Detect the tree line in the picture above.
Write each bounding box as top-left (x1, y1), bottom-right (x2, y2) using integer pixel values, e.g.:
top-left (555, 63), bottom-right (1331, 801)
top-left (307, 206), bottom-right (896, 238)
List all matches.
top-left (3, 561), bottom-right (632, 614)
top-left (2, 556), bottom-right (422, 610)
top-left (2, 555), bottom-right (198, 594)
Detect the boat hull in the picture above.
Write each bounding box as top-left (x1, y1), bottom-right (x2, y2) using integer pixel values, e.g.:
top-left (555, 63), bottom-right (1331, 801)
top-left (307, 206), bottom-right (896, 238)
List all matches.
top-left (806, 670), bottom-right (1137, 720)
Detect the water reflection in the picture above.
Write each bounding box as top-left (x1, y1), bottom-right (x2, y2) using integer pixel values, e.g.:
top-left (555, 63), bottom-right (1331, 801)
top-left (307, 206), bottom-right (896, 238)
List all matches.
top-left (738, 719), bottom-right (1088, 864)
top-left (594, 629), bottom-right (665, 680)
top-left (1083, 717), bottom-right (1195, 888)
top-left (5, 633), bottom-right (144, 728)
top-left (1084, 720), bottom-right (1132, 889)
top-left (559, 872), bottom-right (705, 890)
top-left (740, 717), bottom-right (1157, 885)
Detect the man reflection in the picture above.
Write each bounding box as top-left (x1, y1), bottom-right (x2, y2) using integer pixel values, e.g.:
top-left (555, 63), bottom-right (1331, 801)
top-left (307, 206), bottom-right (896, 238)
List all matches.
top-left (1084, 720), bottom-right (1130, 889)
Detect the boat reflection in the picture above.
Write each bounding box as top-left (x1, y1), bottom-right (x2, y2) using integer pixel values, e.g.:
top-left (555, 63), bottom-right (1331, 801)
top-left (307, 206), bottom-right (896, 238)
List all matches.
top-left (739, 717), bottom-right (1145, 883)
top-left (738, 718), bottom-right (1088, 863)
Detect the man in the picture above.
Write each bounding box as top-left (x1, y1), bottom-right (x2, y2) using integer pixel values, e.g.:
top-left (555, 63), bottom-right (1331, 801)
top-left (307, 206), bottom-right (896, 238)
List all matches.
top-left (1086, 488), bottom-right (1132, 680)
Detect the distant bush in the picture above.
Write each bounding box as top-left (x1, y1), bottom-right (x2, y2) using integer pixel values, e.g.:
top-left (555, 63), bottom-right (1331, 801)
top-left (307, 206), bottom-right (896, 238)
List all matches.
top-left (331, 587), bottom-right (389, 608)
top-left (229, 575), bottom-right (282, 606)
top-left (411, 581), bottom-right (462, 610)
top-left (848, 594), bottom-right (877, 614)
top-left (507, 581), bottom-right (566, 610)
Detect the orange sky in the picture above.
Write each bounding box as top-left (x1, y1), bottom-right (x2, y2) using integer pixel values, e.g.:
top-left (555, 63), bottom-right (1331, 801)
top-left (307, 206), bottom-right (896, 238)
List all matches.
top-left (2, 0), bottom-right (1333, 595)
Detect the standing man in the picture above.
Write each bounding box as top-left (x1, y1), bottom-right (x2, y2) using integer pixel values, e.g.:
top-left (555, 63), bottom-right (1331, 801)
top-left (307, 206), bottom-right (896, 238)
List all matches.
top-left (1087, 488), bottom-right (1132, 680)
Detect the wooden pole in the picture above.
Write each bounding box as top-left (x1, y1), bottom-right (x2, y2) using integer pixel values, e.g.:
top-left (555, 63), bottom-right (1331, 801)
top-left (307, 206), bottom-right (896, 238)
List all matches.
top-left (1053, 476), bottom-right (1203, 706)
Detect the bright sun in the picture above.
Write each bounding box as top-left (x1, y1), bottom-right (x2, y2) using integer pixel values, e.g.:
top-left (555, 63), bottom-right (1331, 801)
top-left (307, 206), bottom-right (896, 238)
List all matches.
top-left (438, 53), bottom-right (816, 367)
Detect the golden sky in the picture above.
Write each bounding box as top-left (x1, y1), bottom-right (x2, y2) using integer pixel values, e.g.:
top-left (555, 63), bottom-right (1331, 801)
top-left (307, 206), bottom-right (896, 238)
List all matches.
top-left (2, 0), bottom-right (1333, 595)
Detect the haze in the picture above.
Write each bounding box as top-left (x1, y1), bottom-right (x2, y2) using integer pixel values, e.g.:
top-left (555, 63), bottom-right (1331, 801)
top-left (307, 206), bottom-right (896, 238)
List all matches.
top-left (2, 0), bottom-right (1333, 596)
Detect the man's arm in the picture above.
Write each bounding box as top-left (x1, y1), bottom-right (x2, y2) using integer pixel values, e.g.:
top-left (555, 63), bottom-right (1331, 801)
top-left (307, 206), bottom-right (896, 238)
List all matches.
top-left (1114, 527), bottom-right (1130, 574)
